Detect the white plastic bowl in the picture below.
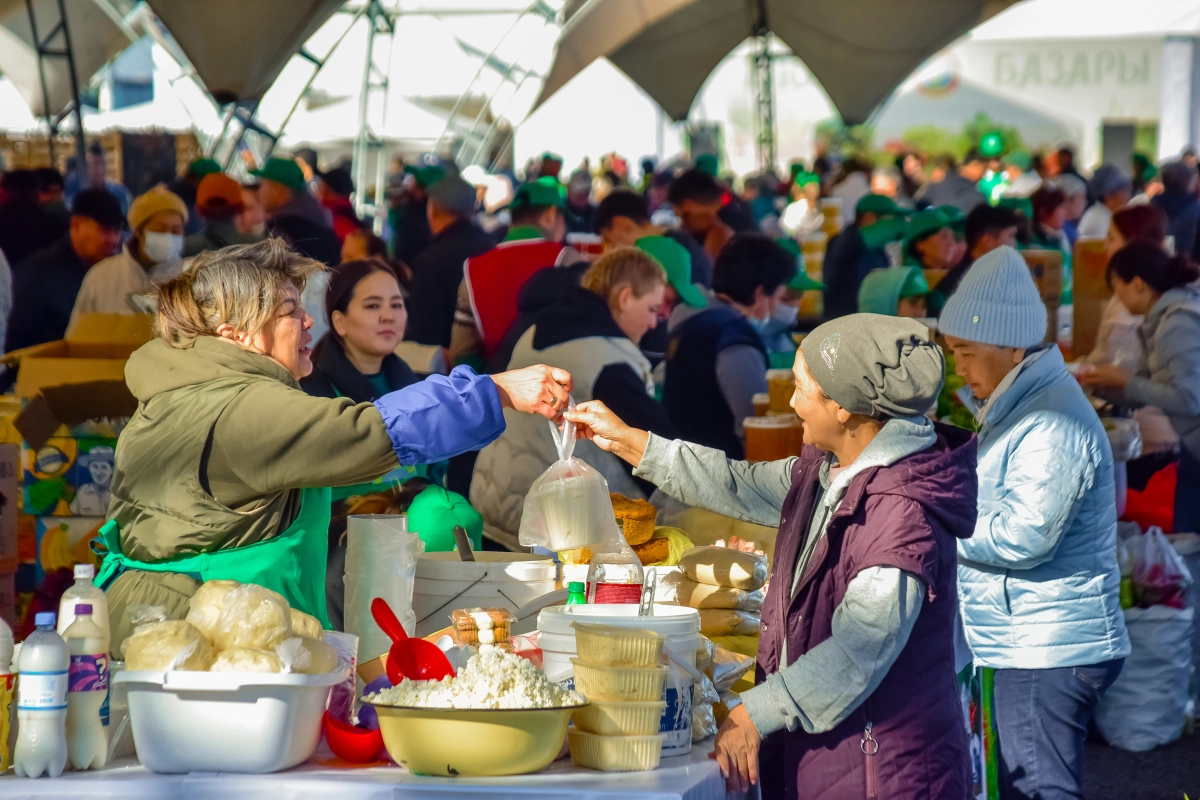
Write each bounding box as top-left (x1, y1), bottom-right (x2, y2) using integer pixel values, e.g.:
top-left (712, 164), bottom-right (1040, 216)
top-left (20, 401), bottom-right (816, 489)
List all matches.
top-left (115, 667), bottom-right (347, 774)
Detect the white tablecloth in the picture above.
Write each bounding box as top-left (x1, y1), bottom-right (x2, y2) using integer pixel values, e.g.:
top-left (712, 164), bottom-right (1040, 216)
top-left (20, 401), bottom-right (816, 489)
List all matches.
top-left (1, 740), bottom-right (747, 800)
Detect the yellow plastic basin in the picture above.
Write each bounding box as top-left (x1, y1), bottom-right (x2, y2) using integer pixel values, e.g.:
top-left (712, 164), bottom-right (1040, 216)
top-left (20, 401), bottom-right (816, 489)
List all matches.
top-left (369, 703), bottom-right (583, 777)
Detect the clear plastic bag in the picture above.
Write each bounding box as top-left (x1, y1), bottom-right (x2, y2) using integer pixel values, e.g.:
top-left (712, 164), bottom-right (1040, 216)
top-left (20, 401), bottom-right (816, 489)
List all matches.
top-left (1104, 417), bottom-right (1144, 463)
top-left (185, 580), bottom-right (242, 641)
top-left (212, 584), bottom-right (293, 651)
top-left (519, 399), bottom-right (623, 552)
top-left (344, 514), bottom-right (424, 662)
top-left (122, 620), bottom-right (215, 671)
top-left (708, 642), bottom-right (756, 693)
top-left (691, 676), bottom-right (720, 741)
top-left (275, 636), bottom-right (338, 674)
top-left (1129, 526), bottom-right (1194, 609)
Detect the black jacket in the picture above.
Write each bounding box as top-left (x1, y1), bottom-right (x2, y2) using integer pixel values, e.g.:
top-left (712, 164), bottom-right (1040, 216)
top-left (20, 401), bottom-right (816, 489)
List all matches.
top-left (0, 200), bottom-right (69, 271)
top-left (485, 261), bottom-right (590, 374)
top-left (393, 198), bottom-right (432, 267)
top-left (665, 228), bottom-right (713, 289)
top-left (404, 218), bottom-right (496, 348)
top-left (822, 224), bottom-right (889, 320)
top-left (267, 214), bottom-right (341, 267)
top-left (7, 237), bottom-right (91, 352)
top-left (299, 333), bottom-right (419, 402)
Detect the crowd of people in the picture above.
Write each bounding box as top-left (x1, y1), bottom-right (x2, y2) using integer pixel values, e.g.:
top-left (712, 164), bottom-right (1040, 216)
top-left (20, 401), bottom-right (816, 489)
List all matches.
top-left (0, 136), bottom-right (1197, 798)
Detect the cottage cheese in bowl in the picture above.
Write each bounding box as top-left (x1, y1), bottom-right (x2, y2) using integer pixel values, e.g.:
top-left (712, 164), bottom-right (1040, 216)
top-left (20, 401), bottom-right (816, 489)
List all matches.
top-left (366, 647), bottom-right (584, 710)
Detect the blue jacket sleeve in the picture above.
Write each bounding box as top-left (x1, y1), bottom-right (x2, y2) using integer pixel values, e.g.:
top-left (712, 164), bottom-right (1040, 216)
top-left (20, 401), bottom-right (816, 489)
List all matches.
top-left (373, 366), bottom-right (505, 464)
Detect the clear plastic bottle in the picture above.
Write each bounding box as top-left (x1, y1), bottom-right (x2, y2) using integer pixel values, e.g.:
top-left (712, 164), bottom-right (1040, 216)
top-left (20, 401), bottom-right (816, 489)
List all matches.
top-left (57, 565), bottom-right (109, 643)
top-left (14, 612), bottom-right (68, 778)
top-left (586, 550), bottom-right (645, 604)
top-left (64, 604), bottom-right (108, 770)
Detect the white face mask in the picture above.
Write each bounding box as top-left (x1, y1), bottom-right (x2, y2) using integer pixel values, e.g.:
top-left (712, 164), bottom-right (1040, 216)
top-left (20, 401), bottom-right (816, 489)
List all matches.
top-left (142, 232), bottom-right (183, 264)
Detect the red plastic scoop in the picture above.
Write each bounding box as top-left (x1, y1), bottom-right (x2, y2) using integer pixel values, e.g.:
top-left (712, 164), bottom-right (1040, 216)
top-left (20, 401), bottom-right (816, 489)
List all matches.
top-left (323, 711), bottom-right (384, 764)
top-left (370, 597), bottom-right (455, 684)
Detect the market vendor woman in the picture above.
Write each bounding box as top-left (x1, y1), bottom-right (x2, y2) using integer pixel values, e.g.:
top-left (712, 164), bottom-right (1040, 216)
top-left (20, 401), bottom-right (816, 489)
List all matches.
top-left (98, 238), bottom-right (572, 654)
top-left (566, 315), bottom-right (975, 799)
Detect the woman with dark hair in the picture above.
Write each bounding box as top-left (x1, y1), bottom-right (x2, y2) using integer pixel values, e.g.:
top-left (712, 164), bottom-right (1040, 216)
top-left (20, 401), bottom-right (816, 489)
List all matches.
top-left (1030, 184), bottom-right (1071, 253)
top-left (301, 258), bottom-right (416, 402)
top-left (1082, 240), bottom-right (1200, 529)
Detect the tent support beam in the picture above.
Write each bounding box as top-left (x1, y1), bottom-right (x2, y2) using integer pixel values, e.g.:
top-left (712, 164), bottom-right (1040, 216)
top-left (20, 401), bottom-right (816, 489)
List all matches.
top-left (750, 0), bottom-right (775, 173)
top-left (351, 0), bottom-right (395, 232)
top-left (26, 0), bottom-right (88, 169)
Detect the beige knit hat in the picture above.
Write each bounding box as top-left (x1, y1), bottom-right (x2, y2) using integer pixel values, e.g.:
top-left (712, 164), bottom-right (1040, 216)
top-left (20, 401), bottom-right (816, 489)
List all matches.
top-left (128, 184), bottom-right (189, 231)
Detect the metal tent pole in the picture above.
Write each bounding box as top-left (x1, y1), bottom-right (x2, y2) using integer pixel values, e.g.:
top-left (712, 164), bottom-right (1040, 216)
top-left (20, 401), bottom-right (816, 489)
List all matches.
top-left (750, 0), bottom-right (776, 173)
top-left (26, 0), bottom-right (89, 168)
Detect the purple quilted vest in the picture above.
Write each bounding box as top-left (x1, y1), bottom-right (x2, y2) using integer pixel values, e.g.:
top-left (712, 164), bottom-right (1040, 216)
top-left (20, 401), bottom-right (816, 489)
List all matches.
top-left (755, 425), bottom-right (977, 799)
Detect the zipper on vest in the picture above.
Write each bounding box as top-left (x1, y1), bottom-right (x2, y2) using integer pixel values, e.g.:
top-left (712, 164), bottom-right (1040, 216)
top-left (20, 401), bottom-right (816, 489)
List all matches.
top-left (861, 714), bottom-right (879, 800)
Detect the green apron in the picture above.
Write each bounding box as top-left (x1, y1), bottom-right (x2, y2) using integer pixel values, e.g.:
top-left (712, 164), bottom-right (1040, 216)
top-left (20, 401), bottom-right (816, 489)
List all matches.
top-left (95, 486), bottom-right (333, 629)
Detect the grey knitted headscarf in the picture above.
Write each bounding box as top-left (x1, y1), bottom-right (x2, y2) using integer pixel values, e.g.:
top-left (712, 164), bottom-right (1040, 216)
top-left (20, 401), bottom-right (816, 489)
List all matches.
top-left (799, 314), bottom-right (944, 418)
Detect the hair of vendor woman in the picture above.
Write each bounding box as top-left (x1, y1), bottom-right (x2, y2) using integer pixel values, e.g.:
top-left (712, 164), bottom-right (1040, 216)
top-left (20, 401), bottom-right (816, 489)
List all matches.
top-left (324, 257), bottom-right (402, 337)
top-left (712, 233), bottom-right (798, 306)
top-left (155, 237), bottom-right (326, 347)
top-left (581, 247), bottom-right (667, 303)
top-left (1108, 238), bottom-right (1200, 294)
top-left (1112, 204), bottom-right (1167, 244)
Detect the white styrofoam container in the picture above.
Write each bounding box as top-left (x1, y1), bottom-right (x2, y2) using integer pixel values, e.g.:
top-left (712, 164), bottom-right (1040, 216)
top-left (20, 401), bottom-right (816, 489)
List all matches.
top-left (115, 667), bottom-right (347, 774)
top-left (413, 552), bottom-right (556, 637)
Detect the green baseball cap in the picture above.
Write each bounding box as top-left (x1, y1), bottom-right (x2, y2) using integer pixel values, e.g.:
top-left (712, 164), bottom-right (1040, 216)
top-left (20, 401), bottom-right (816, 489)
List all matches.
top-left (791, 168), bottom-right (820, 187)
top-left (405, 486), bottom-right (483, 553)
top-left (695, 154), bottom-right (719, 177)
top-left (934, 205), bottom-right (966, 234)
top-left (249, 157), bottom-right (307, 193)
top-left (1006, 149), bottom-right (1032, 171)
top-left (188, 158), bottom-right (222, 177)
top-left (905, 208), bottom-right (953, 243)
top-left (404, 163), bottom-right (447, 188)
top-left (776, 237), bottom-right (823, 291)
top-left (860, 216), bottom-right (908, 250)
top-left (511, 179), bottom-right (565, 210)
top-left (636, 236), bottom-right (707, 308)
top-left (855, 193), bottom-right (904, 217)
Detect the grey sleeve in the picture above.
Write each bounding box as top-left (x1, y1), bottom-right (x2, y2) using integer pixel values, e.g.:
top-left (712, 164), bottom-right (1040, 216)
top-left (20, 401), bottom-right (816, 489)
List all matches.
top-left (739, 567), bottom-right (924, 737)
top-left (633, 433), bottom-right (794, 527)
top-left (716, 345), bottom-right (769, 441)
top-left (1123, 313), bottom-right (1200, 418)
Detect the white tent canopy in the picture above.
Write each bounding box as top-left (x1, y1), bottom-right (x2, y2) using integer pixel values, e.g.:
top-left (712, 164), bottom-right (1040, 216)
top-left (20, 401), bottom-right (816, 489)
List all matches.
top-left (536, 0), bottom-right (1021, 124)
top-left (145, 0), bottom-right (344, 104)
top-left (0, 0), bottom-right (129, 117)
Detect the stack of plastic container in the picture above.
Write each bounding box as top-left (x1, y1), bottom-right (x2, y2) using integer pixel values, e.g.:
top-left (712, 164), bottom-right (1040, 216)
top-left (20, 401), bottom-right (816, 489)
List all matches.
top-left (567, 622), bottom-right (668, 772)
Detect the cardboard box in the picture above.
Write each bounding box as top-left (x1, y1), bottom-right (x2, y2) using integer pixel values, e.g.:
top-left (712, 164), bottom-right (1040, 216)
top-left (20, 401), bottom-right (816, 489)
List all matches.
top-left (0, 444), bottom-right (15, 573)
top-left (0, 573), bottom-right (13, 629)
top-left (22, 437), bottom-right (116, 516)
top-left (33, 516), bottom-right (104, 583)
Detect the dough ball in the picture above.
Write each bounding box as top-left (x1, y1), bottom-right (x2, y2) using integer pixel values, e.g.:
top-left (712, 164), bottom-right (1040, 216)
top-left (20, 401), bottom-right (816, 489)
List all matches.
top-left (185, 580), bottom-right (243, 641)
top-left (276, 636), bottom-right (340, 674)
top-left (289, 608), bottom-right (323, 639)
top-left (123, 621), bottom-right (215, 671)
top-left (210, 648), bottom-right (282, 673)
top-left (212, 584), bottom-right (293, 651)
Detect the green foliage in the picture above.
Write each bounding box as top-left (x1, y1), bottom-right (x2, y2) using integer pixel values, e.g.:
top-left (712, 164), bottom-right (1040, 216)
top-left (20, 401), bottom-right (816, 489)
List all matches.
top-left (898, 113), bottom-right (1028, 161)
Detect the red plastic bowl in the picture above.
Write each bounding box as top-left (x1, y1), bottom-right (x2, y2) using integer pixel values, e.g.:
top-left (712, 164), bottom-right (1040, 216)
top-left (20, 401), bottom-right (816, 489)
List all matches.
top-left (324, 711), bottom-right (385, 764)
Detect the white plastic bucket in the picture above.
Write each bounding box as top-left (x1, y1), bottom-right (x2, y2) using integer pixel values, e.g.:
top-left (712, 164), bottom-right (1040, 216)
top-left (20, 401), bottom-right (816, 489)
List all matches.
top-left (538, 604), bottom-right (701, 757)
top-left (414, 552), bottom-right (556, 637)
top-left (115, 668), bottom-right (346, 774)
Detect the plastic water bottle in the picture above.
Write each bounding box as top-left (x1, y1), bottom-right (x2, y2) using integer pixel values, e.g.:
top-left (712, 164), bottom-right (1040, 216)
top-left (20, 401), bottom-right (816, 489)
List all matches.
top-left (57, 565), bottom-right (110, 644)
top-left (14, 612), bottom-right (68, 778)
top-left (64, 604), bottom-right (108, 770)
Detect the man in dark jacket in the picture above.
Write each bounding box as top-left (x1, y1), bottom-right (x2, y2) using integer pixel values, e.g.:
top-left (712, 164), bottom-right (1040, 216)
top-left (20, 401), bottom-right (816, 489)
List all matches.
top-left (595, 189), bottom-right (713, 288)
top-left (405, 175), bottom-right (495, 349)
top-left (822, 194), bottom-right (907, 319)
top-left (566, 314), bottom-right (974, 798)
top-left (392, 163), bottom-right (444, 266)
top-left (1151, 160), bottom-right (1200, 258)
top-left (315, 166), bottom-right (364, 244)
top-left (0, 170), bottom-right (69, 269)
top-left (7, 188), bottom-right (123, 351)
top-left (250, 157), bottom-right (341, 266)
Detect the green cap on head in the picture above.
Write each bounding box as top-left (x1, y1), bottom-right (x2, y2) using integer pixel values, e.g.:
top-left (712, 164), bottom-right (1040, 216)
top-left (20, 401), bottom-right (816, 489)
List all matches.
top-left (511, 179), bottom-right (566, 211)
top-left (855, 193), bottom-right (904, 217)
top-left (776, 238), bottom-right (823, 290)
top-left (1006, 149), bottom-right (1032, 171)
top-left (248, 157), bottom-right (307, 193)
top-left (187, 158), bottom-right (222, 178)
top-left (695, 154), bottom-right (719, 177)
top-left (636, 235), bottom-right (707, 308)
top-left (405, 163), bottom-right (447, 188)
top-left (857, 266), bottom-right (929, 316)
top-left (540, 151), bottom-right (563, 165)
top-left (860, 216), bottom-right (908, 250)
top-left (905, 208), bottom-right (953, 244)
top-left (405, 486), bottom-right (483, 553)
top-left (934, 205), bottom-right (966, 234)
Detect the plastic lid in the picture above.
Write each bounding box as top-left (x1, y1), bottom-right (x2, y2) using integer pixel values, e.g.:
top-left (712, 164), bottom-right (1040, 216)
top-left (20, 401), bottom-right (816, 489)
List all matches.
top-left (74, 604), bottom-right (93, 615)
top-left (35, 612), bottom-right (56, 627)
top-left (74, 564), bottom-right (95, 580)
top-left (568, 582), bottom-right (585, 593)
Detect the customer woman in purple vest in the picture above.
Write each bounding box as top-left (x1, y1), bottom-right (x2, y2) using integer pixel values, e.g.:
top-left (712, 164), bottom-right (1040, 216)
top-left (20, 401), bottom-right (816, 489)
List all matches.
top-left (566, 315), bottom-right (976, 798)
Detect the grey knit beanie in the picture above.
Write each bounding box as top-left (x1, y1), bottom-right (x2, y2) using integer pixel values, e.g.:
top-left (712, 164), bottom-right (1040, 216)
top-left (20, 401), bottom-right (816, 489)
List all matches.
top-left (938, 246), bottom-right (1047, 349)
top-left (800, 314), bottom-right (944, 419)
